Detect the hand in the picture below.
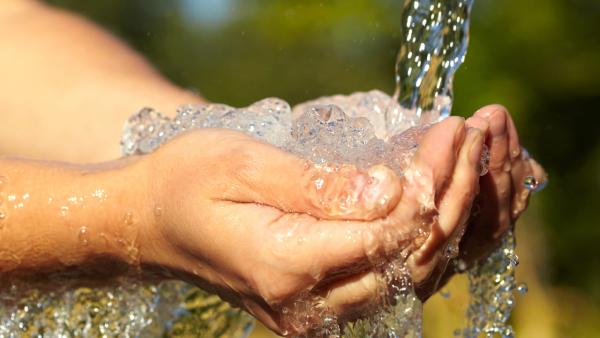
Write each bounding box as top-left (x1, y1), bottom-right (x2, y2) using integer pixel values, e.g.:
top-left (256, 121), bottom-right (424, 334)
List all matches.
top-left (456, 105), bottom-right (547, 267)
top-left (135, 117), bottom-right (484, 335)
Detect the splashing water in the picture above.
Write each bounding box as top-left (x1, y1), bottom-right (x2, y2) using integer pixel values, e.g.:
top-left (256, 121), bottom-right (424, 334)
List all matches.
top-left (0, 0), bottom-right (536, 337)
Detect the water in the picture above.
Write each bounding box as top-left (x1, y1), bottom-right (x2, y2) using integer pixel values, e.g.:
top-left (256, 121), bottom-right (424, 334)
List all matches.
top-left (458, 231), bottom-right (522, 338)
top-left (0, 0), bottom-right (534, 336)
top-left (392, 0), bottom-right (474, 123)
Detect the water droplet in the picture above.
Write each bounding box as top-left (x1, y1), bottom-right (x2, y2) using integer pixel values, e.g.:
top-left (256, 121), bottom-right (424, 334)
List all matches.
top-left (455, 259), bottom-right (468, 273)
top-left (444, 244), bottom-right (459, 259)
top-left (523, 176), bottom-right (538, 191)
top-left (0, 211), bottom-right (5, 220)
top-left (520, 147), bottom-right (530, 160)
top-left (509, 254), bottom-right (519, 267)
top-left (59, 205), bottom-right (69, 217)
top-left (516, 283), bottom-right (528, 295)
top-left (0, 176), bottom-right (6, 190)
top-left (154, 206), bottom-right (163, 217)
top-left (91, 189), bottom-right (107, 200)
top-left (440, 290), bottom-right (451, 299)
top-left (78, 226), bottom-right (89, 245)
top-left (314, 177), bottom-right (324, 190)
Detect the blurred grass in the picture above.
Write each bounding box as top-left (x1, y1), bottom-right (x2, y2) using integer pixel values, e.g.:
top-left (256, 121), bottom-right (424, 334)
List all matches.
top-left (45, 0), bottom-right (600, 336)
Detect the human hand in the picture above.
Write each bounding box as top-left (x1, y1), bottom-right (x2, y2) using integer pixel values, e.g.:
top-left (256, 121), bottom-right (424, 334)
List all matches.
top-left (135, 116), bottom-right (483, 335)
top-left (455, 105), bottom-right (547, 268)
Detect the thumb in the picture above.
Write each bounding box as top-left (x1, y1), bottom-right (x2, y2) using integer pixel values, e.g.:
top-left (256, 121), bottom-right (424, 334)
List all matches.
top-left (221, 137), bottom-right (402, 221)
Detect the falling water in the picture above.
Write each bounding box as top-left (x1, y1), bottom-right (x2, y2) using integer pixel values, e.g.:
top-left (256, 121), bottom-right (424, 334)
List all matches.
top-left (391, 0), bottom-right (474, 123)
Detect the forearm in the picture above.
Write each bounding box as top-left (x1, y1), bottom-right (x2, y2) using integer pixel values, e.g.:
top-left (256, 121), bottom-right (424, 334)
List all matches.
top-left (0, 1), bottom-right (204, 163)
top-left (0, 156), bottom-right (149, 277)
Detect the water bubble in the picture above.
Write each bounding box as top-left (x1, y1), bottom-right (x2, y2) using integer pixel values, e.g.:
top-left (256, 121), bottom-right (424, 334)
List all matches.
top-left (509, 254), bottom-right (520, 267)
top-left (516, 283), bottom-right (528, 295)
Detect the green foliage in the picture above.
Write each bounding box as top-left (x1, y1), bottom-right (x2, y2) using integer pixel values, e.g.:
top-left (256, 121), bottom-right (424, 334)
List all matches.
top-left (47, 0), bottom-right (600, 306)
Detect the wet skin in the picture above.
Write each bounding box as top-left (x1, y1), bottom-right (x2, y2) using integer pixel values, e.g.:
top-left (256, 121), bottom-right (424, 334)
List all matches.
top-left (137, 108), bottom-right (544, 335)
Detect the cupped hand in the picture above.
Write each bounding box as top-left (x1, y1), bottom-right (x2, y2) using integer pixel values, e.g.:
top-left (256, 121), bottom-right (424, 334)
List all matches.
top-left (135, 117), bottom-right (484, 335)
top-left (457, 105), bottom-right (547, 267)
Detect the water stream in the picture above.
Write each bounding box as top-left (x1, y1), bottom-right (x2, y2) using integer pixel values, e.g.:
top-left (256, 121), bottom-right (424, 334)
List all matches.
top-left (0, 0), bottom-right (531, 337)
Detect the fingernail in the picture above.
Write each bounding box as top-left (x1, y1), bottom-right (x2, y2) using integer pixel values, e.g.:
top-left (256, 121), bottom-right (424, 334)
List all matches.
top-left (468, 128), bottom-right (484, 165)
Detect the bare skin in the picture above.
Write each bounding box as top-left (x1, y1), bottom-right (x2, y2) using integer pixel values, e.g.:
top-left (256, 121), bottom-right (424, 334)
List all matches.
top-left (0, 0), bottom-right (546, 336)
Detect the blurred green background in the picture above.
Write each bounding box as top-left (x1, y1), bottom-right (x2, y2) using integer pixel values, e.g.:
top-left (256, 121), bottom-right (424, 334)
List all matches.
top-left (46, 0), bottom-right (600, 336)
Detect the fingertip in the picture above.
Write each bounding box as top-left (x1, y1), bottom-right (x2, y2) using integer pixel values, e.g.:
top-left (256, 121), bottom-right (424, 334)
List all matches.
top-left (361, 165), bottom-right (403, 219)
top-left (307, 163), bottom-right (402, 221)
top-left (474, 104), bottom-right (509, 119)
top-left (529, 158), bottom-right (548, 191)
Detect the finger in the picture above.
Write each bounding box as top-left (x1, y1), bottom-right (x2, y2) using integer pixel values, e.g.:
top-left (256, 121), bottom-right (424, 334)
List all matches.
top-left (474, 105), bottom-right (510, 172)
top-left (530, 158), bottom-right (548, 190)
top-left (437, 128), bottom-right (484, 242)
top-left (323, 270), bottom-right (379, 321)
top-left (474, 106), bottom-right (512, 237)
top-left (466, 115), bottom-right (490, 174)
top-left (510, 155), bottom-right (534, 221)
top-left (399, 116), bottom-right (466, 213)
top-left (510, 157), bottom-right (548, 220)
top-left (466, 116), bottom-right (490, 136)
top-left (218, 135), bottom-right (402, 221)
top-left (506, 113), bottom-right (521, 160)
top-left (407, 128), bottom-right (484, 280)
